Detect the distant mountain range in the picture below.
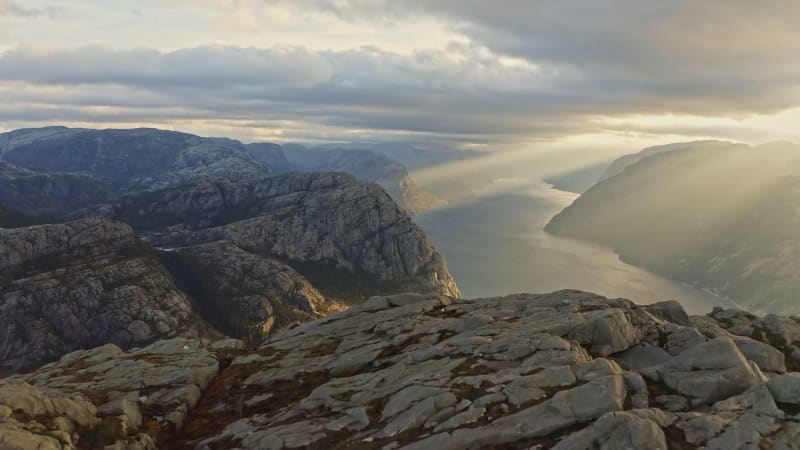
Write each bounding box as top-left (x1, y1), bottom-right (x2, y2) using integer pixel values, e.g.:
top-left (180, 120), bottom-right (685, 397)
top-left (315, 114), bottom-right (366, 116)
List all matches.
top-left (0, 126), bottom-right (459, 371)
top-left (547, 140), bottom-right (800, 314)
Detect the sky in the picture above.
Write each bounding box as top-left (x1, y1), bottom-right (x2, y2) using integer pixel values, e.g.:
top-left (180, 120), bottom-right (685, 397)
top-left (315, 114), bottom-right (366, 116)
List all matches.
top-left (2, 0), bottom-right (800, 157)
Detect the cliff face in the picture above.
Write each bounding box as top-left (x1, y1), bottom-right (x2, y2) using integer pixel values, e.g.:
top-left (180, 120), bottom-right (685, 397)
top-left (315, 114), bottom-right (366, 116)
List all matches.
top-left (546, 141), bottom-right (800, 314)
top-left (116, 173), bottom-right (461, 300)
top-left (6, 290), bottom-right (800, 450)
top-left (161, 240), bottom-right (345, 342)
top-left (0, 218), bottom-right (214, 371)
top-left (0, 126), bottom-right (461, 371)
top-left (244, 142), bottom-right (290, 172)
top-left (283, 145), bottom-right (445, 213)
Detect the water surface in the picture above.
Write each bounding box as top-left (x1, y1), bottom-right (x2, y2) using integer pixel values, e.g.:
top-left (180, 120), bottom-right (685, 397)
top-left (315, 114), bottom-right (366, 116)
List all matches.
top-left (415, 178), bottom-right (736, 315)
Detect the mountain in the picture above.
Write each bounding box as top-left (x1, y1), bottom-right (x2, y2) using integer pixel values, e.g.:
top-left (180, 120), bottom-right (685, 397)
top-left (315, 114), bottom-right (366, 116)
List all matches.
top-left (4, 290), bottom-right (800, 449)
top-left (546, 141), bottom-right (800, 313)
top-left (313, 141), bottom-right (480, 171)
top-left (0, 218), bottom-right (216, 371)
top-left (0, 126), bottom-right (459, 367)
top-left (0, 161), bottom-right (113, 217)
top-left (243, 142), bottom-right (291, 172)
top-left (0, 206), bottom-right (49, 229)
top-left (597, 140), bottom-right (731, 182)
top-left (282, 144), bottom-right (445, 213)
top-left (0, 127), bottom-right (442, 217)
top-left (0, 127), bottom-right (269, 193)
top-left (160, 240), bottom-right (346, 343)
top-left (543, 161), bottom-right (612, 193)
top-left (114, 172), bottom-right (460, 301)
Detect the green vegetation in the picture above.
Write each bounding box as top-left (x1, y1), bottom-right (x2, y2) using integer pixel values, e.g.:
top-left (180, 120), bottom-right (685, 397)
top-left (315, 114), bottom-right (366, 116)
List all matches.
top-left (276, 257), bottom-right (405, 305)
top-left (159, 250), bottom-right (267, 343)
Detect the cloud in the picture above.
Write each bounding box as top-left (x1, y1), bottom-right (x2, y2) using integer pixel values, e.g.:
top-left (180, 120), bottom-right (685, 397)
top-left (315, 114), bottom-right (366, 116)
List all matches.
top-left (3, 1), bottom-right (800, 145)
top-left (269, 1), bottom-right (800, 114)
top-left (0, 45), bottom-right (333, 89)
top-left (0, 0), bottom-right (64, 18)
top-left (0, 43), bottom-right (585, 142)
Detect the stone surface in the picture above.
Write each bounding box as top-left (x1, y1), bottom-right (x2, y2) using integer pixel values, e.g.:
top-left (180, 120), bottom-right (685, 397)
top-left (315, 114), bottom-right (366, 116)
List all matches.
top-left (160, 240), bottom-right (345, 341)
top-left (5, 290), bottom-right (800, 449)
top-left (0, 338), bottom-right (227, 449)
top-left (644, 337), bottom-right (763, 406)
top-left (282, 144), bottom-right (445, 213)
top-left (0, 218), bottom-right (214, 371)
top-left (116, 172), bottom-right (460, 299)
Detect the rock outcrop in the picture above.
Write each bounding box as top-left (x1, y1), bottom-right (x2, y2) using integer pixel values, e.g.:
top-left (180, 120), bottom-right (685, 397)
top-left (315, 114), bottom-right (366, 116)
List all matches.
top-left (115, 173), bottom-right (460, 300)
top-left (0, 218), bottom-right (214, 371)
top-left (160, 240), bottom-right (346, 342)
top-left (0, 337), bottom-right (231, 449)
top-left (244, 143), bottom-right (290, 172)
top-left (283, 145), bottom-right (445, 213)
top-left (546, 140), bottom-right (800, 314)
top-left (8, 290), bottom-right (800, 449)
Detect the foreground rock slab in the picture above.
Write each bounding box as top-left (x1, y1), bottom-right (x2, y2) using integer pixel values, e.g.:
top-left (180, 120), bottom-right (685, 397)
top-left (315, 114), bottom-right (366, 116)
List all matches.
top-left (7, 290), bottom-right (800, 449)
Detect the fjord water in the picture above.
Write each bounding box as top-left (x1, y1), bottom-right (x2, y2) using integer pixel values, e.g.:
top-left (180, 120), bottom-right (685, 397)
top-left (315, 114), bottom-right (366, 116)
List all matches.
top-left (415, 177), bottom-right (736, 315)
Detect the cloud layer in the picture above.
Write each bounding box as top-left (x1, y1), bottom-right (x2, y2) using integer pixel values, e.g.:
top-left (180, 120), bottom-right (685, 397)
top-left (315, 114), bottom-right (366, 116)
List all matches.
top-left (1, 1), bottom-right (800, 145)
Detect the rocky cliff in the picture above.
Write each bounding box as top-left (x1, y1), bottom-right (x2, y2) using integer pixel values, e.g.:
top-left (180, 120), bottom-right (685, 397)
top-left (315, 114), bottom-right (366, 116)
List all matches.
top-left (5, 290), bottom-right (800, 449)
top-left (115, 172), bottom-right (460, 300)
top-left (244, 143), bottom-right (290, 172)
top-left (0, 218), bottom-right (214, 371)
top-left (0, 128), bottom-right (269, 193)
top-left (547, 141), bottom-right (800, 314)
top-left (283, 145), bottom-right (445, 213)
top-left (160, 240), bottom-right (346, 342)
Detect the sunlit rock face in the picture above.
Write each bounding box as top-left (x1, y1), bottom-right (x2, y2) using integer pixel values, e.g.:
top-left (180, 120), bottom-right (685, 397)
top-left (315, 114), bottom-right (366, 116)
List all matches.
top-left (6, 290), bottom-right (800, 450)
top-left (0, 218), bottom-right (215, 372)
top-left (547, 140), bottom-right (800, 314)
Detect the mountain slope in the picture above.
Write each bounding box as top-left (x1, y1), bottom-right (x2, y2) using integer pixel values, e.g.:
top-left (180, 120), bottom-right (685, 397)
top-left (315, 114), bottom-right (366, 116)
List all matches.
top-left (161, 240), bottom-right (346, 342)
top-left (115, 172), bottom-right (461, 301)
top-left (0, 160), bottom-right (113, 217)
top-left (0, 218), bottom-right (215, 371)
top-left (1, 127), bottom-right (269, 192)
top-left (547, 141), bottom-right (800, 313)
top-left (283, 145), bottom-right (445, 213)
top-left (598, 140), bottom-right (731, 182)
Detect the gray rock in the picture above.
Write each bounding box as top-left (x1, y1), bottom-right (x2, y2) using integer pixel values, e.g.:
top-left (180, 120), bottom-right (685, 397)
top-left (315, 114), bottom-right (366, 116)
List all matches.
top-left (551, 375), bottom-right (626, 421)
top-left (117, 173), bottom-right (461, 299)
top-left (282, 144), bottom-right (444, 214)
top-left (647, 337), bottom-right (762, 405)
top-left (162, 240), bottom-right (342, 341)
top-left (734, 336), bottom-right (787, 374)
top-left (0, 218), bottom-right (214, 371)
top-left (98, 391), bottom-right (143, 430)
top-left (553, 410), bottom-right (668, 450)
top-left (768, 374), bottom-right (800, 404)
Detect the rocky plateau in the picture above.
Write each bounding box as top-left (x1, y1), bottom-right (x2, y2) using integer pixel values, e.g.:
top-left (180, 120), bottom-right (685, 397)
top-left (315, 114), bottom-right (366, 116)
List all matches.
top-left (4, 291), bottom-right (800, 449)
